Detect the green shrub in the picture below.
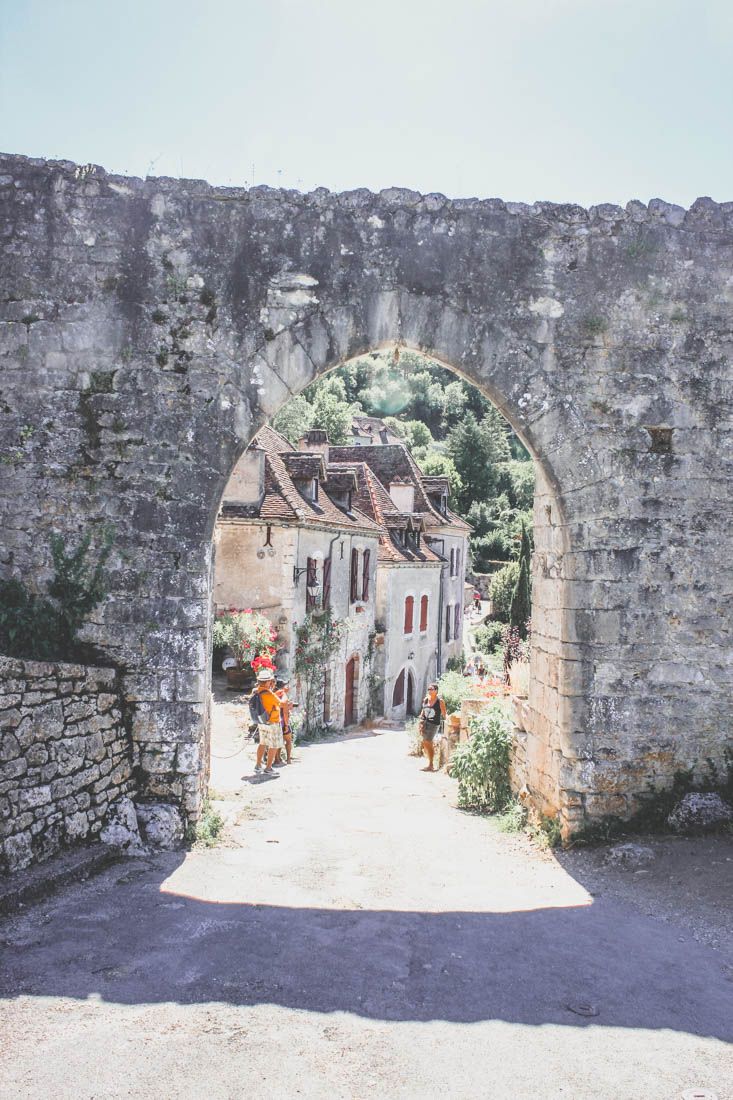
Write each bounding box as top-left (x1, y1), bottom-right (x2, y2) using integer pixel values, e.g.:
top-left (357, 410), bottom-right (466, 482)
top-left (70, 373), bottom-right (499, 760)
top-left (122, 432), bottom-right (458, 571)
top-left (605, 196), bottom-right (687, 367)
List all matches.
top-left (0, 529), bottom-right (113, 661)
top-left (437, 670), bottom-right (474, 716)
top-left (188, 799), bottom-right (225, 847)
top-left (488, 561), bottom-right (519, 622)
top-left (473, 621), bottom-right (505, 654)
top-left (497, 800), bottom-right (528, 833)
top-left (449, 705), bottom-right (513, 812)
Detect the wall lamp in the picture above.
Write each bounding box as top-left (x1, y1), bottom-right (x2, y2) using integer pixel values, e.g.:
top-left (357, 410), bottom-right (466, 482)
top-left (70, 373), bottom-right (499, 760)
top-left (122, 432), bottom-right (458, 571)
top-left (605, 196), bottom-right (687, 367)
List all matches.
top-left (293, 565), bottom-right (309, 585)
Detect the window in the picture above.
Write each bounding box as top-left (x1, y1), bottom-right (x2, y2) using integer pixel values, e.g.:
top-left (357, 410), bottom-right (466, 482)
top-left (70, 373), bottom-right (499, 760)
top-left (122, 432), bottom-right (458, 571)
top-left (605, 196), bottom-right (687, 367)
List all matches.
top-left (455, 548), bottom-right (461, 577)
top-left (392, 669), bottom-right (405, 707)
top-left (404, 595), bottom-right (414, 635)
top-left (362, 548), bottom-right (371, 601)
top-left (445, 604), bottom-right (452, 642)
top-left (350, 547), bottom-right (359, 603)
top-left (449, 548), bottom-right (455, 576)
top-left (322, 555), bottom-right (332, 608)
top-left (454, 603), bottom-right (461, 642)
top-left (419, 594), bottom-right (428, 632)
top-left (310, 478), bottom-right (319, 502)
top-left (306, 557), bottom-right (318, 612)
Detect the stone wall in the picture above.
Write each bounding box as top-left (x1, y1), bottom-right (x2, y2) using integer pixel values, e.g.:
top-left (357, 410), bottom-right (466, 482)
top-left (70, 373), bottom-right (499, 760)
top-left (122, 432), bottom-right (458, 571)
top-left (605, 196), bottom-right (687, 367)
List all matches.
top-left (1, 153), bottom-right (732, 836)
top-left (0, 658), bottom-right (133, 873)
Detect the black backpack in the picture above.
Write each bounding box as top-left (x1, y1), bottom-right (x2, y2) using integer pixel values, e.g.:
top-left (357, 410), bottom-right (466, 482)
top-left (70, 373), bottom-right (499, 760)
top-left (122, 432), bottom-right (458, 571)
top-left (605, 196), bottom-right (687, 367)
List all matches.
top-left (248, 691), bottom-right (268, 725)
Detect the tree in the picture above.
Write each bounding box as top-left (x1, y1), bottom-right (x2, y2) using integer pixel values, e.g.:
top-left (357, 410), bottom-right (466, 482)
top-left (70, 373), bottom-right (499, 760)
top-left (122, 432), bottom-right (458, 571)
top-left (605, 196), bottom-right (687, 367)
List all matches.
top-left (272, 395), bottom-right (313, 445)
top-left (503, 459), bottom-right (535, 511)
top-left (447, 410), bottom-right (511, 513)
top-left (309, 389), bottom-right (354, 445)
top-left (488, 561), bottom-right (519, 622)
top-left (509, 521), bottom-right (532, 638)
top-left (440, 380), bottom-right (468, 431)
top-left (383, 417), bottom-right (434, 456)
top-left (417, 449), bottom-right (463, 502)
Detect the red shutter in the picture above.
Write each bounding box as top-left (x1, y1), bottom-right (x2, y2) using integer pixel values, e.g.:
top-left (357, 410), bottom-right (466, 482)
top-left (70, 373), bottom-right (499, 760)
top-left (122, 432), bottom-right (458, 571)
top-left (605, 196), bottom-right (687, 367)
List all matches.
top-left (404, 595), bottom-right (414, 634)
top-left (362, 548), bottom-right (370, 600)
top-left (419, 594), bottom-right (428, 632)
top-left (322, 556), bottom-right (332, 608)
top-left (306, 557), bottom-right (317, 612)
top-left (350, 547), bottom-right (358, 603)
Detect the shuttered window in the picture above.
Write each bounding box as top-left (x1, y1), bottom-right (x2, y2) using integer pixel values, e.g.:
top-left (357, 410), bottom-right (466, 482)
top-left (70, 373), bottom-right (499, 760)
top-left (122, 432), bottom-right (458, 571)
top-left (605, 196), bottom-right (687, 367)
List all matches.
top-left (404, 595), bottom-right (414, 635)
top-left (350, 548), bottom-right (359, 603)
top-left (454, 603), bottom-right (461, 641)
top-left (419, 594), bottom-right (428, 632)
top-left (322, 556), bottom-right (332, 608)
top-left (445, 605), bottom-right (451, 642)
top-left (306, 557), bottom-right (318, 612)
top-left (362, 548), bottom-right (371, 601)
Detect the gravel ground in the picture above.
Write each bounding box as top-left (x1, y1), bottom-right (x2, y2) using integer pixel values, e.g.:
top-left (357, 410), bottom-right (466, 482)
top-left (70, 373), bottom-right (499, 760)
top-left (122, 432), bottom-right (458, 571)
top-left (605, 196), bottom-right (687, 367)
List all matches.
top-left (0, 700), bottom-right (731, 1100)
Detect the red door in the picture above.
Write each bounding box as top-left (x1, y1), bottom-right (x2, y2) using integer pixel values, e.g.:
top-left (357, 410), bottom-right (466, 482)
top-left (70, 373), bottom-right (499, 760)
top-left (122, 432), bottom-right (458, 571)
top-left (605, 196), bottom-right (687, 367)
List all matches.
top-left (345, 656), bottom-right (357, 726)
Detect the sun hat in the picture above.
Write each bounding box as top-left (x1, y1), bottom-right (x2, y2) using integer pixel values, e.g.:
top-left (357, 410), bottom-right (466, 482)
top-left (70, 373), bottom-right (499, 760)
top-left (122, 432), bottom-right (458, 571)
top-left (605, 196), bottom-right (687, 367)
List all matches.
top-left (256, 668), bottom-right (275, 682)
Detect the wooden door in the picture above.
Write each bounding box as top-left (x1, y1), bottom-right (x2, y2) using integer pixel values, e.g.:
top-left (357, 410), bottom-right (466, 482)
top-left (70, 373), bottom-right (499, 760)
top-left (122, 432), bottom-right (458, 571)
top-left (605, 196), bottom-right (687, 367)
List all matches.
top-left (406, 670), bottom-right (415, 715)
top-left (345, 656), bottom-right (357, 726)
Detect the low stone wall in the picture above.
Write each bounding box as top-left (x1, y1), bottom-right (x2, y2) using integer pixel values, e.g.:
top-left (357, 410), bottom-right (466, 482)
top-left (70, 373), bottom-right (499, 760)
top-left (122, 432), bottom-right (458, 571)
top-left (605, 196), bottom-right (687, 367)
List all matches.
top-left (0, 657), bottom-right (133, 874)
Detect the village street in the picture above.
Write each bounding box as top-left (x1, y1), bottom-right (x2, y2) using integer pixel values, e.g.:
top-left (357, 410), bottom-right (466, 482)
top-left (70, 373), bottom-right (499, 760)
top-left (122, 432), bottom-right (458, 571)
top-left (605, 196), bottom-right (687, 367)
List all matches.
top-left (1, 707), bottom-right (732, 1100)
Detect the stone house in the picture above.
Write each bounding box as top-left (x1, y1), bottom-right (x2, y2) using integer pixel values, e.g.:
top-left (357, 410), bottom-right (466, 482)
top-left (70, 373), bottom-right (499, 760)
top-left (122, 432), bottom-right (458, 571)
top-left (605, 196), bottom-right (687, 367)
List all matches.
top-left (214, 426), bottom-right (381, 728)
top-left (329, 443), bottom-right (471, 718)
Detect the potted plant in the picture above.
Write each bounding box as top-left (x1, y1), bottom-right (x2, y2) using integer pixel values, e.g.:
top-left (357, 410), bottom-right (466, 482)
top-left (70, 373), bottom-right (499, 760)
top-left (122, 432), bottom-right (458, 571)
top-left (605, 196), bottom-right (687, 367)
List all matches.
top-left (212, 608), bottom-right (279, 691)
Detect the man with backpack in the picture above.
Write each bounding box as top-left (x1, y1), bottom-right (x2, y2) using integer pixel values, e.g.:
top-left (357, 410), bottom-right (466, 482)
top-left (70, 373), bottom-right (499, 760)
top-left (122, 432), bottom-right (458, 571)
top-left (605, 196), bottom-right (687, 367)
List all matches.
top-left (250, 669), bottom-right (284, 774)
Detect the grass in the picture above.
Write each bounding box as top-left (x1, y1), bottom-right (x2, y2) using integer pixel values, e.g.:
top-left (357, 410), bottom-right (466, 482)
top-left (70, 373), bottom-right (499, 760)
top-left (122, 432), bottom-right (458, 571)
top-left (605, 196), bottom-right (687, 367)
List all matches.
top-left (187, 798), bottom-right (225, 848)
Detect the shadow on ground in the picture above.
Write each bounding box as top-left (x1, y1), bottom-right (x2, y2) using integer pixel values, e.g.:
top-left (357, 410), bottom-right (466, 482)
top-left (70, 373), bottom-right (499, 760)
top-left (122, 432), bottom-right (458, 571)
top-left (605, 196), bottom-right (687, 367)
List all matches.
top-left (1, 851), bottom-right (730, 1042)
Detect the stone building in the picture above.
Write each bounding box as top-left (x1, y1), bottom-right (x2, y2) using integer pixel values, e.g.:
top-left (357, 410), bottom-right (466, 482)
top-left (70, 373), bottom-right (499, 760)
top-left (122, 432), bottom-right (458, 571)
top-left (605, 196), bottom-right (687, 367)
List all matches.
top-left (329, 442), bottom-right (471, 717)
top-left (3, 153), bottom-right (732, 843)
top-left (214, 426), bottom-right (380, 728)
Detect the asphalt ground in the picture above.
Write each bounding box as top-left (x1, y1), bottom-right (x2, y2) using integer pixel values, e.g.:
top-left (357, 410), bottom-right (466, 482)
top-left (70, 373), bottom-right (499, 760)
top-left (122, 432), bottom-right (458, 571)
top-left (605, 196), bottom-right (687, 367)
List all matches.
top-left (1, 713), bottom-right (731, 1100)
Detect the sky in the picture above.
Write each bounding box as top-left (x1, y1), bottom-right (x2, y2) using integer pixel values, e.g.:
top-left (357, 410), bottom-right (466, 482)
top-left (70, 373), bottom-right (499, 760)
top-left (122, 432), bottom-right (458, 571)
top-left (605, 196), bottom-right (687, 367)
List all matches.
top-left (1, 0), bottom-right (732, 207)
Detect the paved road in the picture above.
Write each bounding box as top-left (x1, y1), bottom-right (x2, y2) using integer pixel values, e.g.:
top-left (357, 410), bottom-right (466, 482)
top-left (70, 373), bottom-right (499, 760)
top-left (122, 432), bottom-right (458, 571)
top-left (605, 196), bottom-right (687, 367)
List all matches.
top-left (1, 723), bottom-right (731, 1100)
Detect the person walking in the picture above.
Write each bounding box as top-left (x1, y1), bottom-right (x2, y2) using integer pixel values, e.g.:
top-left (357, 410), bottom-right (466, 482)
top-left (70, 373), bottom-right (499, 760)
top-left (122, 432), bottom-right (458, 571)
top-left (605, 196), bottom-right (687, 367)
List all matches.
top-left (252, 670), bottom-right (284, 774)
top-left (275, 677), bottom-right (294, 764)
top-left (418, 682), bottom-right (447, 772)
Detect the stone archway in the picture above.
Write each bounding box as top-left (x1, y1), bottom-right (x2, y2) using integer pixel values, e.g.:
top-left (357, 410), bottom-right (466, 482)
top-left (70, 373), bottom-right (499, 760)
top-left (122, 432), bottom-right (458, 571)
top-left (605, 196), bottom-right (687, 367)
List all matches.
top-left (2, 153), bottom-right (731, 837)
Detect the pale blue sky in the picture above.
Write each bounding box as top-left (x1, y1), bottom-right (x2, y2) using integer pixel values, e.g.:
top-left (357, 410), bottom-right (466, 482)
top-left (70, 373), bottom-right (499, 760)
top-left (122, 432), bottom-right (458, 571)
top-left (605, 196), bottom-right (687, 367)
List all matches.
top-left (1, 0), bottom-right (731, 206)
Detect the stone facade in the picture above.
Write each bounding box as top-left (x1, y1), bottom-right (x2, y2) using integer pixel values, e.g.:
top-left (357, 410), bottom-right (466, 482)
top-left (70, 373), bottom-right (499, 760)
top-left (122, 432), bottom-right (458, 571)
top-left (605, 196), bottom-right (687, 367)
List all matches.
top-left (1, 153), bottom-right (732, 836)
top-left (0, 658), bottom-right (132, 873)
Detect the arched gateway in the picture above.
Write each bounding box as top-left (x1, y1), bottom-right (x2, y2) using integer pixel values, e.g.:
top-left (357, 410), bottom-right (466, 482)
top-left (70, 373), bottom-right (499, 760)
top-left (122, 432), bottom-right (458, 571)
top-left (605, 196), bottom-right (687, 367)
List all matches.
top-left (1, 154), bottom-right (731, 838)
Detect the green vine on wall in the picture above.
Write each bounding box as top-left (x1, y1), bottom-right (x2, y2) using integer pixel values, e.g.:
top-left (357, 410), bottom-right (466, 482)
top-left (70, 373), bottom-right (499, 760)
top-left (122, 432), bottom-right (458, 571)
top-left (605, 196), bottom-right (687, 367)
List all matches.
top-left (293, 608), bottom-right (343, 737)
top-left (0, 527), bottom-right (114, 661)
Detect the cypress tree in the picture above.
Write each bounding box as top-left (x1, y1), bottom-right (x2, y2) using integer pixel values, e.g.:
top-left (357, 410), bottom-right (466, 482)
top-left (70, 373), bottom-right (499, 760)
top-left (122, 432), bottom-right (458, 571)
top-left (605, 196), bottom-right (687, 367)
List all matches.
top-left (509, 521), bottom-right (532, 638)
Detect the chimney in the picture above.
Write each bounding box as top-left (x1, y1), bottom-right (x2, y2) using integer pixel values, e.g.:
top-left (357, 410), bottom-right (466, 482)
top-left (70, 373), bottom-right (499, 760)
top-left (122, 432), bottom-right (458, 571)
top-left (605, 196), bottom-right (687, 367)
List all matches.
top-left (389, 481), bottom-right (415, 512)
top-left (222, 447), bottom-right (265, 506)
top-left (298, 428), bottom-right (330, 463)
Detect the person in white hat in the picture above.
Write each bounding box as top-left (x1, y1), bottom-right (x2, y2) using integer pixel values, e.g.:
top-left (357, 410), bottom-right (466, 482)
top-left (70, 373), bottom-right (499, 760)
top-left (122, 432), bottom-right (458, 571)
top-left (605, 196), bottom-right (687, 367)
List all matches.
top-left (253, 669), bottom-right (284, 774)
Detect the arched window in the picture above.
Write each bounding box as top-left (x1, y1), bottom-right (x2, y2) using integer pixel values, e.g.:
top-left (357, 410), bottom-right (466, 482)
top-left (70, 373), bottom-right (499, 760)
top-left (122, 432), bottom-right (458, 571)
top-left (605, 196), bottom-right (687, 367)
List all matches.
top-left (404, 595), bottom-right (414, 634)
top-left (419, 594), bottom-right (429, 632)
top-left (392, 668), bottom-right (405, 707)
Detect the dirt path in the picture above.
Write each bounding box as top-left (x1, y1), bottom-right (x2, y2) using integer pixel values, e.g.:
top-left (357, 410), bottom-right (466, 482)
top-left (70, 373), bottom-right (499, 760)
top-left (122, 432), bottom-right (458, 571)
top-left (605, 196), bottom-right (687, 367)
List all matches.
top-left (1, 715), bottom-right (731, 1100)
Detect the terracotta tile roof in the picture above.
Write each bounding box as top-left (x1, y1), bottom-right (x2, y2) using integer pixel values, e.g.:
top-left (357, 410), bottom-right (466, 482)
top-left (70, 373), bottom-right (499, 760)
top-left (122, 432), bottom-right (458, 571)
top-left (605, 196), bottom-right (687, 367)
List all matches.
top-left (253, 424), bottom-right (295, 453)
top-left (280, 451), bottom-right (327, 481)
top-left (329, 444), bottom-right (471, 534)
top-left (232, 427), bottom-right (381, 533)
